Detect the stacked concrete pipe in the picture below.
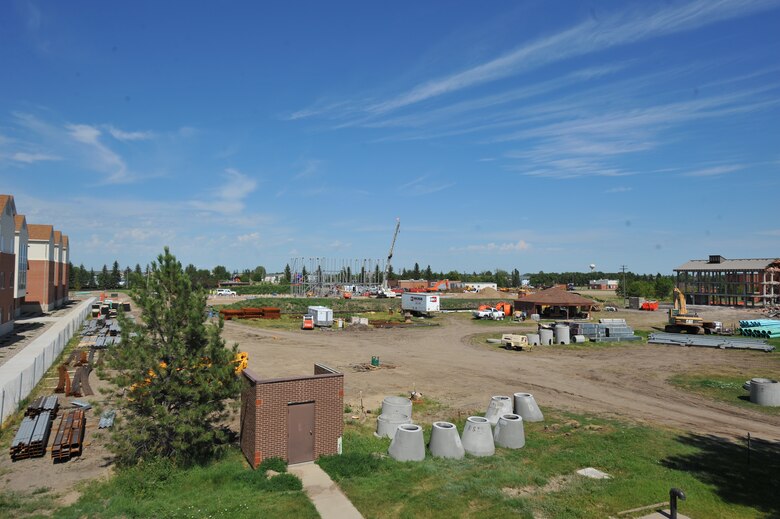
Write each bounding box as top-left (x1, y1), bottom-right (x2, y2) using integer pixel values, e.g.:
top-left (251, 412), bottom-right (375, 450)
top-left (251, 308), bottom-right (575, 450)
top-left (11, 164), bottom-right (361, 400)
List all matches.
top-left (428, 421), bottom-right (465, 459)
top-left (750, 378), bottom-right (780, 406)
top-left (376, 396), bottom-right (414, 438)
top-left (484, 395), bottom-right (514, 425)
top-left (461, 416), bottom-right (495, 457)
top-left (494, 414), bottom-right (525, 449)
top-left (376, 414), bottom-right (411, 439)
top-left (514, 392), bottom-right (544, 422)
top-left (388, 424), bottom-right (426, 461)
top-left (525, 333), bottom-right (541, 346)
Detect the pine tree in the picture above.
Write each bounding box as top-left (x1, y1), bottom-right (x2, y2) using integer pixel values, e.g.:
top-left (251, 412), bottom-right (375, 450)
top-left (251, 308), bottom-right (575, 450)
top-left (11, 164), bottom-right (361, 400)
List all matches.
top-left (110, 261), bottom-right (122, 289)
top-left (283, 264), bottom-right (291, 283)
top-left (104, 247), bottom-right (242, 465)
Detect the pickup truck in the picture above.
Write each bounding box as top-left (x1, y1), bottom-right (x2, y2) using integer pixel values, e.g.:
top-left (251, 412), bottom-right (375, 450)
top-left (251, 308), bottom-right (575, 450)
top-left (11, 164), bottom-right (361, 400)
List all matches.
top-left (472, 307), bottom-right (505, 320)
top-left (215, 288), bottom-right (237, 296)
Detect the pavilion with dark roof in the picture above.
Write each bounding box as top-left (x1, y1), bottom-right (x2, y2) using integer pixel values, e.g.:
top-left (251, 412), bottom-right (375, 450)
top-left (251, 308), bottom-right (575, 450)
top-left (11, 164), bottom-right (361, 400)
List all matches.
top-left (514, 287), bottom-right (598, 319)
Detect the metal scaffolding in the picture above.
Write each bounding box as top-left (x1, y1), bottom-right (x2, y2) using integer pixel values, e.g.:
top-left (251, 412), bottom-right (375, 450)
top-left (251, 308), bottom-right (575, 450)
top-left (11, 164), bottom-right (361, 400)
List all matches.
top-left (289, 257), bottom-right (386, 297)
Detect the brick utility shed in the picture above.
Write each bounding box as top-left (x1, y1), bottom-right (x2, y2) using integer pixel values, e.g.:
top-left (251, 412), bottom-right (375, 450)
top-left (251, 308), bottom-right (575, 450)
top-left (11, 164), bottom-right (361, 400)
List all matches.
top-left (240, 364), bottom-right (343, 468)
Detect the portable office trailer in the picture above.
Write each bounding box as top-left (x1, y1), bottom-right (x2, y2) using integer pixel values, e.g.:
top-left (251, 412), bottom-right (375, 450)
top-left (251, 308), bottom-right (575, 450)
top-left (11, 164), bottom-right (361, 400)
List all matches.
top-left (401, 293), bottom-right (441, 315)
top-left (306, 306), bottom-right (333, 327)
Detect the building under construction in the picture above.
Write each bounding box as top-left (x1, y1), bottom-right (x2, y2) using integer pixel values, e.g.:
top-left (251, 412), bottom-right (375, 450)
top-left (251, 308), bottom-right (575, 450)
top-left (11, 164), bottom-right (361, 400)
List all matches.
top-left (674, 255), bottom-right (780, 307)
top-left (289, 257), bottom-right (386, 297)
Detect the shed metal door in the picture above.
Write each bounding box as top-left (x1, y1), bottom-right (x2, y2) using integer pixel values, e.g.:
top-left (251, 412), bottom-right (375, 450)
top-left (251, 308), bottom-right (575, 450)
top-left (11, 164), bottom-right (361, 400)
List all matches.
top-left (287, 402), bottom-right (315, 464)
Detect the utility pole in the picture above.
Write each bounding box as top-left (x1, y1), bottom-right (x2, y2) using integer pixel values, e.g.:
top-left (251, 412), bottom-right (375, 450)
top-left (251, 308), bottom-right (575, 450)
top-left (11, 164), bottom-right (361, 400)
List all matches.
top-left (621, 265), bottom-right (628, 308)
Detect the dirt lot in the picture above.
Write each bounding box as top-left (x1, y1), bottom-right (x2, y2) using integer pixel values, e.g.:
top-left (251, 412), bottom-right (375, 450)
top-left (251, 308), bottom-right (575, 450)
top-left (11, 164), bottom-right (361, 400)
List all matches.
top-left (224, 306), bottom-right (780, 441)
top-left (2, 302), bottom-right (777, 508)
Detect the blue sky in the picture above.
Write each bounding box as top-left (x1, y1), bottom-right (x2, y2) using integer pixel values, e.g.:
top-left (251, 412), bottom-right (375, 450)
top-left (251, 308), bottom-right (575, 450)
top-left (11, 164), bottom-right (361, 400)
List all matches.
top-left (1, 0), bottom-right (778, 275)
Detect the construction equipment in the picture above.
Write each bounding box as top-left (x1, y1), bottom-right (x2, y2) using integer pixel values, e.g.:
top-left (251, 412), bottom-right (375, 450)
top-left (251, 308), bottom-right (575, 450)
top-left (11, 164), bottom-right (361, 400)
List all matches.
top-left (426, 279), bottom-right (449, 292)
top-left (501, 334), bottom-right (532, 351)
top-left (378, 218), bottom-right (400, 298)
top-left (665, 288), bottom-right (704, 333)
top-left (301, 315), bottom-right (315, 330)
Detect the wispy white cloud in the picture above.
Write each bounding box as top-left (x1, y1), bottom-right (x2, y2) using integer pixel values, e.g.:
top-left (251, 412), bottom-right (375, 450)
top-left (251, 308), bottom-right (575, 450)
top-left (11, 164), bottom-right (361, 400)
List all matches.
top-left (605, 186), bottom-right (633, 193)
top-left (190, 168), bottom-right (259, 214)
top-left (397, 175), bottom-right (455, 196)
top-left (295, 0), bottom-right (777, 118)
top-left (237, 232), bottom-right (260, 243)
top-left (105, 125), bottom-right (155, 142)
top-left (682, 164), bottom-right (746, 177)
top-left (66, 123), bottom-right (130, 183)
top-left (450, 240), bottom-right (531, 253)
top-left (294, 159), bottom-right (324, 179)
top-left (9, 151), bottom-right (61, 163)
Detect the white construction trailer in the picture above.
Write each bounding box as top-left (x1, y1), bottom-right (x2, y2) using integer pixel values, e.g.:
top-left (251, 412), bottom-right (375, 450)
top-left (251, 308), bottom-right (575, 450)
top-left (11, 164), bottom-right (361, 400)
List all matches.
top-left (306, 306), bottom-right (333, 327)
top-left (401, 293), bottom-right (441, 316)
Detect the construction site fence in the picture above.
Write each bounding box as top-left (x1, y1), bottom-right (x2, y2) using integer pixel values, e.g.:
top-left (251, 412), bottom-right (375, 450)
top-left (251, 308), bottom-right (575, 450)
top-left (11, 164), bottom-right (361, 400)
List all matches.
top-left (0, 297), bottom-right (96, 425)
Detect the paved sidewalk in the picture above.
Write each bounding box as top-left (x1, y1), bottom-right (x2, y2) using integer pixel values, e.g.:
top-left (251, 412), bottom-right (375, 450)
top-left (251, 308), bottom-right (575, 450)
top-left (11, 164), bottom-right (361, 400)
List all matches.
top-left (289, 462), bottom-right (364, 519)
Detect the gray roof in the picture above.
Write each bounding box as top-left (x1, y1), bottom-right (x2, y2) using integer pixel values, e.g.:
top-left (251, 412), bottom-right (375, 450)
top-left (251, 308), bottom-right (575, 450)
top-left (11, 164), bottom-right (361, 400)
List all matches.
top-left (675, 258), bottom-right (780, 272)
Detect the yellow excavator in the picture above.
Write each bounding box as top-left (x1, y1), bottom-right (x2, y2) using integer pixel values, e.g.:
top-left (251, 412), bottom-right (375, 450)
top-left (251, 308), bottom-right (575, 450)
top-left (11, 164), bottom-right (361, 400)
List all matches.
top-left (665, 288), bottom-right (704, 333)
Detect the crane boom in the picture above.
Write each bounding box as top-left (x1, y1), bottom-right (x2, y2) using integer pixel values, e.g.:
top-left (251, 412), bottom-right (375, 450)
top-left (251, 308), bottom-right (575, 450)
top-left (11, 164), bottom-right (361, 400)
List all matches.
top-left (382, 218), bottom-right (400, 290)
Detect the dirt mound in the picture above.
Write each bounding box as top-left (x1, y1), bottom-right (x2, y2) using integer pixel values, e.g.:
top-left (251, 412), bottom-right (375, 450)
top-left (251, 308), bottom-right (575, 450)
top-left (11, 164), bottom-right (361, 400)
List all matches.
top-left (478, 287), bottom-right (510, 298)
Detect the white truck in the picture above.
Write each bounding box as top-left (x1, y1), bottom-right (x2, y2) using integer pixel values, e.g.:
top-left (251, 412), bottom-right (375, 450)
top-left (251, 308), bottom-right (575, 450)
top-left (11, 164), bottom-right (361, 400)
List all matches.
top-left (401, 293), bottom-right (440, 316)
top-left (472, 307), bottom-right (505, 320)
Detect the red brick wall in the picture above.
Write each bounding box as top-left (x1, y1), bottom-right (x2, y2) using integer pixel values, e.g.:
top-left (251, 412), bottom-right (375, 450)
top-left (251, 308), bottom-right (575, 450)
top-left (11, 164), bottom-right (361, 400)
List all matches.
top-left (240, 366), bottom-right (343, 468)
top-left (53, 258), bottom-right (61, 305)
top-left (0, 252), bottom-right (14, 326)
top-left (26, 259), bottom-right (53, 311)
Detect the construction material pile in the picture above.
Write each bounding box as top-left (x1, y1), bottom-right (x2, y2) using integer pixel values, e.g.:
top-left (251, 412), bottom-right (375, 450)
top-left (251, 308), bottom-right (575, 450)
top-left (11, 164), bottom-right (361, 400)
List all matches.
top-left (648, 332), bottom-right (774, 352)
top-left (51, 408), bottom-right (86, 462)
top-left (219, 307), bottom-right (281, 320)
top-left (569, 319), bottom-right (640, 342)
top-left (739, 319), bottom-right (780, 339)
top-left (10, 396), bottom-right (59, 461)
top-left (81, 317), bottom-right (123, 348)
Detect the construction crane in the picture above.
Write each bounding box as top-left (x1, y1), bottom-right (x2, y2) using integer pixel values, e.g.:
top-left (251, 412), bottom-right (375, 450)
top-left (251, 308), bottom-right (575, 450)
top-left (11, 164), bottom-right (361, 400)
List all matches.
top-left (379, 218), bottom-right (400, 298)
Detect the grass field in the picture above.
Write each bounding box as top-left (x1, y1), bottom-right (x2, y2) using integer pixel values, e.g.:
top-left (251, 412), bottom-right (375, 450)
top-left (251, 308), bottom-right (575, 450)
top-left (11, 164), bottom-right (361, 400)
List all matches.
top-left (670, 372), bottom-right (780, 417)
top-left (319, 406), bottom-right (780, 518)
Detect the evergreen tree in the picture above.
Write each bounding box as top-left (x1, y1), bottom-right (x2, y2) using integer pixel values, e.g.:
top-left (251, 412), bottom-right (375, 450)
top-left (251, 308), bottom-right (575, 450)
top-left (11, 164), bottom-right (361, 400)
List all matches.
top-left (111, 261), bottom-right (122, 289)
top-left (104, 247), bottom-right (241, 465)
top-left (412, 263), bottom-right (421, 278)
top-left (424, 265), bottom-right (433, 280)
top-left (98, 265), bottom-right (110, 290)
top-left (511, 269), bottom-right (521, 288)
top-left (212, 265), bottom-right (229, 282)
top-left (283, 264), bottom-right (291, 283)
top-left (124, 266), bottom-right (131, 288)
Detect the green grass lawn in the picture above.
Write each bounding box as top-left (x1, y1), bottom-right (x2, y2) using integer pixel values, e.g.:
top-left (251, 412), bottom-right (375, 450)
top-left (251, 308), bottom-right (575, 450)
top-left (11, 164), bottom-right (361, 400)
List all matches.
top-left (669, 372), bottom-right (780, 416)
top-left (319, 407), bottom-right (779, 518)
top-left (3, 450), bottom-right (317, 519)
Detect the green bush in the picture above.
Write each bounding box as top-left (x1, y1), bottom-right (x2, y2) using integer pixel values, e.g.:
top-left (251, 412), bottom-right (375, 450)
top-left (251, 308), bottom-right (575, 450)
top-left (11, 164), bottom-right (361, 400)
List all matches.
top-left (265, 473), bottom-right (303, 491)
top-left (258, 456), bottom-right (288, 473)
top-left (317, 452), bottom-right (384, 479)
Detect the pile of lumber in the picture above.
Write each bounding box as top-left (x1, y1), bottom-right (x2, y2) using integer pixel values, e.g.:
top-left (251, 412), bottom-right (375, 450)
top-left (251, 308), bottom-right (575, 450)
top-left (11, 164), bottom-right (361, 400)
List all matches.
top-left (219, 307), bottom-right (281, 320)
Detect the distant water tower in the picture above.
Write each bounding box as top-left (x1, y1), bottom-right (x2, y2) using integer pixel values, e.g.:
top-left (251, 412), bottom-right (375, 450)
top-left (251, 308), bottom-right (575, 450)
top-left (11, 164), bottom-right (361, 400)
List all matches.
top-left (589, 264), bottom-right (596, 273)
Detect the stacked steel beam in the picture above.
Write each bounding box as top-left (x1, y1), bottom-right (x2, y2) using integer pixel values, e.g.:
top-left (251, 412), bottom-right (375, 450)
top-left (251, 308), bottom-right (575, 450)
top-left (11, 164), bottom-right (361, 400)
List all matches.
top-left (649, 332), bottom-right (774, 352)
top-left (51, 409), bottom-right (86, 462)
top-left (10, 396), bottom-right (58, 460)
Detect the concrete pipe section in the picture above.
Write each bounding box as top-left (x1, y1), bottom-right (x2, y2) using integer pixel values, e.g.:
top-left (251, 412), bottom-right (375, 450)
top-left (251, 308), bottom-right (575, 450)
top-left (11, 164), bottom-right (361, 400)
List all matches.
top-left (554, 324), bottom-right (571, 345)
top-left (375, 414), bottom-right (411, 439)
top-left (539, 328), bottom-right (554, 345)
top-left (429, 421), bottom-right (465, 459)
top-left (382, 396), bottom-right (413, 420)
top-left (514, 392), bottom-right (544, 422)
top-left (494, 414), bottom-right (526, 449)
top-left (484, 395), bottom-right (514, 425)
top-left (525, 333), bottom-right (540, 346)
top-left (750, 378), bottom-right (780, 406)
top-left (572, 334), bottom-right (587, 343)
top-left (462, 416), bottom-right (495, 457)
top-left (388, 424), bottom-right (426, 462)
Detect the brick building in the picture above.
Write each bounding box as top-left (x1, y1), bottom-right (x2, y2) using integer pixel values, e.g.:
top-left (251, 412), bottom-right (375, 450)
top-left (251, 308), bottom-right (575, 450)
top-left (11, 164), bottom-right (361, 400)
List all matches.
top-left (60, 235), bottom-right (69, 305)
top-left (0, 195), bottom-right (17, 336)
top-left (240, 364), bottom-right (343, 468)
top-left (13, 214), bottom-right (28, 318)
top-left (674, 255), bottom-right (780, 307)
top-left (26, 224), bottom-right (56, 313)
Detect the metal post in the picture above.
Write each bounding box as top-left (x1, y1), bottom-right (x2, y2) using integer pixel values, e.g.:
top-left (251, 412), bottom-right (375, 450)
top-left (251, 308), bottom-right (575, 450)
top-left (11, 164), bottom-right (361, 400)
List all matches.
top-left (669, 488), bottom-right (685, 519)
